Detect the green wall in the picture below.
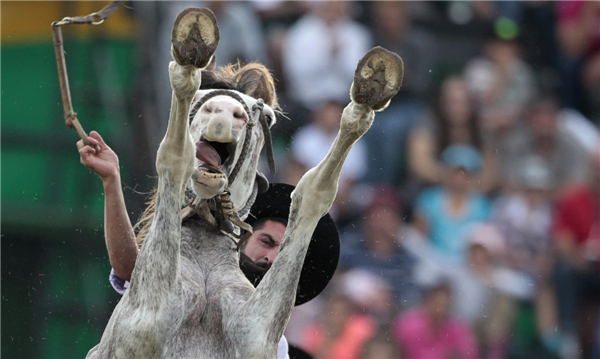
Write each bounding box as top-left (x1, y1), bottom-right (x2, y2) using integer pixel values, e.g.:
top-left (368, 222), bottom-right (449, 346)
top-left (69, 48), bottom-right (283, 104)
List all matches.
top-left (2, 37), bottom-right (139, 358)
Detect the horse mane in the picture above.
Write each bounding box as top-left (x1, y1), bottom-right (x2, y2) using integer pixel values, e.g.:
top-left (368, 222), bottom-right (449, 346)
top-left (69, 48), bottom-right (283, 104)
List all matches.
top-left (134, 62), bottom-right (278, 248)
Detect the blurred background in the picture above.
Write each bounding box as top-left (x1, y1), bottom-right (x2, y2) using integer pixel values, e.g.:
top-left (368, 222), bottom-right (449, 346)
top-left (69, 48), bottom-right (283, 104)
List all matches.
top-left (2, 1), bottom-right (600, 358)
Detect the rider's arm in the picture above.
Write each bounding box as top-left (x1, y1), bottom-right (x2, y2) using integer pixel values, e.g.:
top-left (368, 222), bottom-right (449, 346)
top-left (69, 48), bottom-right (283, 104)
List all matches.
top-left (102, 172), bottom-right (138, 281)
top-left (78, 131), bottom-right (138, 281)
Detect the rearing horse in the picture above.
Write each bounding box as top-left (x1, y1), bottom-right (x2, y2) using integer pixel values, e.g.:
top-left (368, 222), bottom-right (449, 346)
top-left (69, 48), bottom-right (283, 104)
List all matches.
top-left (87, 7), bottom-right (403, 358)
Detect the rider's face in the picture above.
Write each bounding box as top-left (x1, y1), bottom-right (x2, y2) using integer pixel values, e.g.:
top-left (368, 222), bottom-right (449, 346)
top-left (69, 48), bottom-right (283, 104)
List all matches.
top-left (242, 220), bottom-right (286, 268)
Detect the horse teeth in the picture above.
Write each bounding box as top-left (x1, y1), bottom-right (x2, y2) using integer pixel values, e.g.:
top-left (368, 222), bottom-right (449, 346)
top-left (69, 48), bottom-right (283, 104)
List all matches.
top-left (201, 170), bottom-right (225, 179)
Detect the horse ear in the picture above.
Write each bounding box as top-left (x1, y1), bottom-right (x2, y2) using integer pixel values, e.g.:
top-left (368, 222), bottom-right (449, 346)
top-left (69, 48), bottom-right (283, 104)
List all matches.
top-left (233, 63), bottom-right (278, 110)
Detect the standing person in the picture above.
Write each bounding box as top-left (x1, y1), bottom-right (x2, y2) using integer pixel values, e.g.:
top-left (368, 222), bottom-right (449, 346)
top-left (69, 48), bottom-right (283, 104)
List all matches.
top-left (78, 130), bottom-right (340, 358)
top-left (282, 1), bottom-right (371, 109)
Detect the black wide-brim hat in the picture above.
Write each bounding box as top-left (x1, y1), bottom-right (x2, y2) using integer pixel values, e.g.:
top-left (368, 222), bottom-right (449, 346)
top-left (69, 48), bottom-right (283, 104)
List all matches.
top-left (243, 183), bottom-right (340, 306)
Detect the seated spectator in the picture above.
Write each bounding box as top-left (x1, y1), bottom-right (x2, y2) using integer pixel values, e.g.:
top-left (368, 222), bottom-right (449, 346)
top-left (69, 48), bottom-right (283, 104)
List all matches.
top-left (291, 100), bottom-right (367, 222)
top-left (464, 32), bottom-right (538, 133)
top-left (205, 1), bottom-right (268, 66)
top-left (492, 155), bottom-right (554, 275)
top-left (556, 1), bottom-right (600, 120)
top-left (278, 155), bottom-right (307, 187)
top-left (412, 224), bottom-right (532, 358)
top-left (371, 1), bottom-right (435, 100)
top-left (413, 145), bottom-right (491, 264)
top-left (361, 330), bottom-right (403, 359)
top-left (339, 186), bottom-right (422, 308)
top-left (282, 1), bottom-right (371, 109)
top-left (303, 293), bottom-right (377, 359)
top-left (558, 107), bottom-right (600, 156)
top-left (499, 96), bottom-right (589, 188)
top-left (460, 225), bottom-right (530, 359)
top-left (408, 77), bottom-right (498, 193)
top-left (393, 278), bottom-right (480, 359)
top-left (361, 1), bottom-right (432, 185)
top-left (341, 270), bottom-right (396, 326)
top-left (552, 151), bottom-right (600, 358)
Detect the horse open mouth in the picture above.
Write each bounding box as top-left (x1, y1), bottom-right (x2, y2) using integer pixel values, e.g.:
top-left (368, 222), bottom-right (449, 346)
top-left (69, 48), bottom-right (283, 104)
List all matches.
top-left (196, 139), bottom-right (235, 179)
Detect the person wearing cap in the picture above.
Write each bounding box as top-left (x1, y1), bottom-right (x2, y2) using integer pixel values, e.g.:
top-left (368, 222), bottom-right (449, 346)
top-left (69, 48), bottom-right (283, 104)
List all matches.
top-left (492, 155), bottom-right (554, 275)
top-left (413, 144), bottom-right (491, 264)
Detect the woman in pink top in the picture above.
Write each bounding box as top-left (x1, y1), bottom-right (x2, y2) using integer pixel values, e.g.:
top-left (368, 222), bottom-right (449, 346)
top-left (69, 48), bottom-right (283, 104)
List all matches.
top-left (393, 280), bottom-right (480, 359)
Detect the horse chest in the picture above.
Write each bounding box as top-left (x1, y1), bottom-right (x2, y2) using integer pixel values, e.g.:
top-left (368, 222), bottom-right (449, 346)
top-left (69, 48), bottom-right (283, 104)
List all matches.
top-left (160, 223), bottom-right (245, 357)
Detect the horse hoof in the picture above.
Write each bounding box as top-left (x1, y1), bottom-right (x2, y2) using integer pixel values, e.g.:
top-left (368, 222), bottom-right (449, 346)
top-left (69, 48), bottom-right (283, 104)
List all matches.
top-left (171, 7), bottom-right (220, 68)
top-left (351, 46), bottom-right (404, 111)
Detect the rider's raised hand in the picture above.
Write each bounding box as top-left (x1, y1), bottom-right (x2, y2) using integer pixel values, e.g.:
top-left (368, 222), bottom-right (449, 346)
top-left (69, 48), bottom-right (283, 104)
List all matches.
top-left (77, 131), bottom-right (120, 181)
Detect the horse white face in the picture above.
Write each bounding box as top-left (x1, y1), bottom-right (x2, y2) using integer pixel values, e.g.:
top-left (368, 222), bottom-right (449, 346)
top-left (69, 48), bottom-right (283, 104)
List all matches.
top-left (187, 89), bottom-right (276, 208)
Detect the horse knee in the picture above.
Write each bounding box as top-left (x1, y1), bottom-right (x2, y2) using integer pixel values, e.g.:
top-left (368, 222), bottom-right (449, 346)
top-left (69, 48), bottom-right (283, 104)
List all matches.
top-left (169, 61), bottom-right (202, 101)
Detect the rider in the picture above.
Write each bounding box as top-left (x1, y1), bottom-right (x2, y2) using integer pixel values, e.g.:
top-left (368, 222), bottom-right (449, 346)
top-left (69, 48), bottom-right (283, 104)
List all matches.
top-left (78, 130), bottom-right (339, 357)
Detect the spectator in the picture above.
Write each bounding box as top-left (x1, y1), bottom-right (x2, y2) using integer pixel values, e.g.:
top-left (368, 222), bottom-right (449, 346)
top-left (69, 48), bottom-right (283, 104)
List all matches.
top-left (371, 1), bottom-right (435, 99)
top-left (492, 155), bottom-right (554, 275)
top-left (464, 33), bottom-right (538, 133)
top-left (205, 1), bottom-right (268, 66)
top-left (552, 151), bottom-right (600, 357)
top-left (393, 279), bottom-right (480, 359)
top-left (460, 224), bottom-right (530, 359)
top-left (412, 224), bottom-right (533, 358)
top-left (413, 145), bottom-right (491, 264)
top-left (361, 1), bottom-right (432, 185)
top-left (303, 293), bottom-right (377, 359)
top-left (361, 330), bottom-right (403, 359)
top-left (339, 186), bottom-right (422, 308)
top-left (341, 270), bottom-right (396, 326)
top-left (282, 1), bottom-right (371, 109)
top-left (498, 96), bottom-right (589, 188)
top-left (556, 1), bottom-right (600, 120)
top-left (408, 77), bottom-right (498, 193)
top-left (291, 100), bottom-right (367, 222)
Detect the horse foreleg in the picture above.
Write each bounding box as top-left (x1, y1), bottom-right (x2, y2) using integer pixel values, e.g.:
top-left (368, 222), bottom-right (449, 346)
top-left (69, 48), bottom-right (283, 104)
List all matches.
top-left (87, 8), bottom-right (218, 358)
top-left (224, 47), bottom-right (404, 357)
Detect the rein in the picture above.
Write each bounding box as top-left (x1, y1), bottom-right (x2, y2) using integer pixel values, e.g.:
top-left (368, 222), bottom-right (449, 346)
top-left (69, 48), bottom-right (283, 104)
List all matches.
top-left (51, 1), bottom-right (123, 146)
top-left (184, 90), bottom-right (278, 247)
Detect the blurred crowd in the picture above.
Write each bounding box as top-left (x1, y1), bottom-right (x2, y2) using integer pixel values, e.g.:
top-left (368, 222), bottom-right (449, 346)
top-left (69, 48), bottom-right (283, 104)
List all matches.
top-left (129, 1), bottom-right (600, 358)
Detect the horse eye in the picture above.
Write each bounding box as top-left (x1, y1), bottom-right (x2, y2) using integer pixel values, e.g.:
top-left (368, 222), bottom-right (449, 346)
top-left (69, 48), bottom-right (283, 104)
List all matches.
top-left (265, 115), bottom-right (274, 126)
